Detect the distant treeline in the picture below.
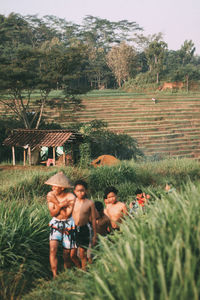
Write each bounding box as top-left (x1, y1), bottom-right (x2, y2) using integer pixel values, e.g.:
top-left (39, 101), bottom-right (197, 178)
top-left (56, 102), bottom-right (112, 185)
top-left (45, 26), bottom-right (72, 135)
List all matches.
top-left (0, 13), bottom-right (200, 131)
top-left (0, 13), bottom-right (200, 91)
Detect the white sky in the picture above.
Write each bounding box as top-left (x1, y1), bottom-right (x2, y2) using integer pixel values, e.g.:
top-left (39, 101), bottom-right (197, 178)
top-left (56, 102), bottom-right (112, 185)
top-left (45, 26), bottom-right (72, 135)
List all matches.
top-left (1, 0), bottom-right (200, 54)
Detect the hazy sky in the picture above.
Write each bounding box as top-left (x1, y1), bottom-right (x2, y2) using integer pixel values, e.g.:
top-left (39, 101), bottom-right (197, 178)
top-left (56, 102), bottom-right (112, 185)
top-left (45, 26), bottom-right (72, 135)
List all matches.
top-left (1, 0), bottom-right (200, 54)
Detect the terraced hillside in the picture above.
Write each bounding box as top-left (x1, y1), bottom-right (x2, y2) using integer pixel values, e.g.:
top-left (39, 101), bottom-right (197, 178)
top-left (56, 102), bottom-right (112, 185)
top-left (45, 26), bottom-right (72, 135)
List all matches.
top-left (74, 91), bottom-right (200, 159)
top-left (1, 91), bottom-right (200, 159)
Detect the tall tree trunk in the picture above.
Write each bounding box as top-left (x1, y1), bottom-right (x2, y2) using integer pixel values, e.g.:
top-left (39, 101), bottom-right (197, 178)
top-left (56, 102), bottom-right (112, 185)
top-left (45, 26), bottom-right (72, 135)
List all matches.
top-left (35, 100), bottom-right (45, 129)
top-left (156, 72), bottom-right (159, 84)
top-left (186, 74), bottom-right (189, 93)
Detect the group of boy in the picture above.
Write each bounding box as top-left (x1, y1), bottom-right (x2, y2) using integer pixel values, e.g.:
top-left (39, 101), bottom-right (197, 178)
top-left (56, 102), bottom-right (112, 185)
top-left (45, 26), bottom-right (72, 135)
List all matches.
top-left (45, 172), bottom-right (131, 278)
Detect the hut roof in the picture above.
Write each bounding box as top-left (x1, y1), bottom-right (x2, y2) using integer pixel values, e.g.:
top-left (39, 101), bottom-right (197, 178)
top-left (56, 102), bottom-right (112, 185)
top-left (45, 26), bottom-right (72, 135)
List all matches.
top-left (3, 129), bottom-right (82, 149)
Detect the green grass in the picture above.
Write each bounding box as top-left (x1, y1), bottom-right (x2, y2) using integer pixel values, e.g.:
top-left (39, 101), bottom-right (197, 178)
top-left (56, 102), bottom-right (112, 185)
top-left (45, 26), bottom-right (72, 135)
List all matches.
top-left (23, 180), bottom-right (200, 300)
top-left (0, 158), bottom-right (200, 299)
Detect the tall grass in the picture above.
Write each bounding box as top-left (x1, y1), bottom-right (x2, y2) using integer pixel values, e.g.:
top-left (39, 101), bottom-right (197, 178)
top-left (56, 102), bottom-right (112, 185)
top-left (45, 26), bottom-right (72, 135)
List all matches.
top-left (23, 182), bottom-right (200, 300)
top-left (1, 159), bottom-right (200, 299)
top-left (0, 166), bottom-right (89, 202)
top-left (0, 200), bottom-right (50, 299)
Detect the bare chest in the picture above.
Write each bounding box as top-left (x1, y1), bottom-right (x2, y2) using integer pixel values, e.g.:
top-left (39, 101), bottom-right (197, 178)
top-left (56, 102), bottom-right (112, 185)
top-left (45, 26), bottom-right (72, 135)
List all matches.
top-left (107, 204), bottom-right (123, 217)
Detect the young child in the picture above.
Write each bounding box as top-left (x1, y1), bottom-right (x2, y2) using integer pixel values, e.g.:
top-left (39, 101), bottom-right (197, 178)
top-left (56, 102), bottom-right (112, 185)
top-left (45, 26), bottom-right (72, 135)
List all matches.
top-left (72, 180), bottom-right (97, 271)
top-left (95, 201), bottom-right (112, 236)
top-left (165, 182), bottom-right (176, 194)
top-left (45, 172), bottom-right (80, 278)
top-left (129, 188), bottom-right (150, 214)
top-left (104, 186), bottom-right (127, 230)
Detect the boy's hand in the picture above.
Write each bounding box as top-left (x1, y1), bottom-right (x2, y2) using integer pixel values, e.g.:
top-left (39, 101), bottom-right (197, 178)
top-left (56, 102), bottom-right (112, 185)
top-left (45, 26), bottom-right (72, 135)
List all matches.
top-left (59, 201), bottom-right (68, 208)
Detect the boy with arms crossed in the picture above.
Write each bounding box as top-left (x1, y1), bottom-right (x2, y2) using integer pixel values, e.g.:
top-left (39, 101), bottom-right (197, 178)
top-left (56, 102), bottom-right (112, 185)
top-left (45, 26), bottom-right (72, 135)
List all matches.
top-left (45, 172), bottom-right (80, 278)
top-left (72, 180), bottom-right (97, 271)
top-left (104, 186), bottom-right (127, 230)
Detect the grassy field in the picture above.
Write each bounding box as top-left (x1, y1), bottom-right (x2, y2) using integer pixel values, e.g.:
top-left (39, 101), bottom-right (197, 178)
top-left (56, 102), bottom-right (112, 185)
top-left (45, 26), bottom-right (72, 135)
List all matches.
top-left (0, 158), bottom-right (200, 299)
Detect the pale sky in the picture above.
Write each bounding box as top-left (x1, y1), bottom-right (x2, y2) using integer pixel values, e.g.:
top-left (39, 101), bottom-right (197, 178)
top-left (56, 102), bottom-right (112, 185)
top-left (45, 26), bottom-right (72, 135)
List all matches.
top-left (1, 0), bottom-right (200, 54)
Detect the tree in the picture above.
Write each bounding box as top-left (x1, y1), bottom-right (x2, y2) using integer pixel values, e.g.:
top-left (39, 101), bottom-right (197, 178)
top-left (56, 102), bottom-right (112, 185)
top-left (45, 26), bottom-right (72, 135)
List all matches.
top-left (70, 119), bottom-right (143, 160)
top-left (0, 14), bottom-right (91, 129)
top-left (145, 40), bottom-right (168, 83)
top-left (79, 16), bottom-right (142, 88)
top-left (106, 42), bottom-right (136, 87)
top-left (178, 40), bottom-right (196, 66)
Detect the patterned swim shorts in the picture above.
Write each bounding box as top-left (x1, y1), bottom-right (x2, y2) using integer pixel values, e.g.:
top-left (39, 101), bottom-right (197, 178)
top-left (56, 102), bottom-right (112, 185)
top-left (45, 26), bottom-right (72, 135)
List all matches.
top-left (49, 216), bottom-right (76, 249)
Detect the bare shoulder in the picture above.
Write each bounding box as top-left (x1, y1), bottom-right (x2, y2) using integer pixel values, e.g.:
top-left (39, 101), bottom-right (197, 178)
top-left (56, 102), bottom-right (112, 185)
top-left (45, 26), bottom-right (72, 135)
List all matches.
top-left (89, 199), bottom-right (94, 205)
top-left (118, 201), bottom-right (127, 208)
top-left (65, 192), bottom-right (76, 201)
top-left (84, 198), bottom-right (94, 207)
top-left (47, 191), bottom-right (55, 201)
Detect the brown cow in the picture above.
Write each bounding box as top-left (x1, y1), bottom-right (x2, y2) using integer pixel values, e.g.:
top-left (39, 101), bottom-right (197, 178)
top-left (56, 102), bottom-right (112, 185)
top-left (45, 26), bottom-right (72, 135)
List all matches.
top-left (91, 155), bottom-right (120, 167)
top-left (159, 82), bottom-right (183, 91)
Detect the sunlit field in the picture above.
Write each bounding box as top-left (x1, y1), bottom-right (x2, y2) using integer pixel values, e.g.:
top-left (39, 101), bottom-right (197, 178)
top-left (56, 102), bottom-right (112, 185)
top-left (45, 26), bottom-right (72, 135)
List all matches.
top-left (0, 158), bottom-right (200, 299)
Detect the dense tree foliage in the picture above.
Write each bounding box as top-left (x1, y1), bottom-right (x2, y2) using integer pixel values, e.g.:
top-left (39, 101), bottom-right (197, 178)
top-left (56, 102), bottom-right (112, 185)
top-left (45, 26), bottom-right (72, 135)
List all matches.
top-left (106, 42), bottom-right (137, 87)
top-left (0, 13), bottom-right (200, 131)
top-left (70, 120), bottom-right (143, 161)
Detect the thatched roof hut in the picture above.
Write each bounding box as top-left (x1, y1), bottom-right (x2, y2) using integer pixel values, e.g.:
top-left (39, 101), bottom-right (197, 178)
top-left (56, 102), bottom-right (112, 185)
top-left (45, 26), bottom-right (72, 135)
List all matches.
top-left (3, 129), bottom-right (82, 166)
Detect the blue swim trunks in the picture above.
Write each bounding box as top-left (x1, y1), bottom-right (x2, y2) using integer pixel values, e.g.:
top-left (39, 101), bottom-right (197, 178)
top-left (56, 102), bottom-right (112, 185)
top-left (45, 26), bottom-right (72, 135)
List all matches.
top-left (49, 216), bottom-right (76, 249)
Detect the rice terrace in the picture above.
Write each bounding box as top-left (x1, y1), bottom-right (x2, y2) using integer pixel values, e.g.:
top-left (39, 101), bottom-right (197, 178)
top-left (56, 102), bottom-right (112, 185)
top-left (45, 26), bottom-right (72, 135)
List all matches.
top-left (1, 11), bottom-right (200, 300)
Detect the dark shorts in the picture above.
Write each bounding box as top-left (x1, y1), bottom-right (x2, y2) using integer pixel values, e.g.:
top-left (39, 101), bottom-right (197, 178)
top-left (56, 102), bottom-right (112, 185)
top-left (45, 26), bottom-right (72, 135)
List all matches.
top-left (76, 224), bottom-right (90, 249)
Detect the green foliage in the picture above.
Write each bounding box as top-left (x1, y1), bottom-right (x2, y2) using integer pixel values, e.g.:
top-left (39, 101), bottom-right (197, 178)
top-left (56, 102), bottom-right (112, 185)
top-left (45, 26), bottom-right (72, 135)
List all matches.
top-left (124, 72), bottom-right (160, 91)
top-left (23, 181), bottom-right (200, 300)
top-left (71, 119), bottom-right (143, 160)
top-left (79, 142), bottom-right (91, 168)
top-left (89, 163), bottom-right (137, 195)
top-left (0, 158), bottom-right (200, 299)
top-left (0, 201), bottom-right (50, 299)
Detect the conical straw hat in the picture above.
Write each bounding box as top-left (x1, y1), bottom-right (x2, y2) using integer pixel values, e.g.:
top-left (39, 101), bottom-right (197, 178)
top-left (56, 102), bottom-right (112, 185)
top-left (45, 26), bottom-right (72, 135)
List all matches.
top-left (45, 172), bottom-right (73, 188)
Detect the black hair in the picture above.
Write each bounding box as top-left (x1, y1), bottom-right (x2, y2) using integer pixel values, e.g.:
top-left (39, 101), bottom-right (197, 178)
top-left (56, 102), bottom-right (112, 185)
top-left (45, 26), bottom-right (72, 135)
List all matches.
top-left (104, 186), bottom-right (118, 199)
top-left (135, 188), bottom-right (143, 195)
top-left (74, 180), bottom-right (88, 190)
top-left (95, 201), bottom-right (104, 217)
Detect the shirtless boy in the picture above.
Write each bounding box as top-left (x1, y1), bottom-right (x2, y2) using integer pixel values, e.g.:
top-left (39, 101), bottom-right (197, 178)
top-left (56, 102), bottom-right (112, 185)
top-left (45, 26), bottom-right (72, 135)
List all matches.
top-left (45, 172), bottom-right (80, 278)
top-left (104, 186), bottom-right (127, 230)
top-left (72, 180), bottom-right (96, 270)
top-left (95, 201), bottom-right (112, 236)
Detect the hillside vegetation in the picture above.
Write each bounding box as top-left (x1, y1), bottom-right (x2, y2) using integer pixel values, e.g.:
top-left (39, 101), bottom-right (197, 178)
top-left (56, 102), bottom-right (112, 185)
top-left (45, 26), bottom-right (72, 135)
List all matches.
top-left (72, 90), bottom-right (200, 159)
top-left (1, 89), bottom-right (200, 160)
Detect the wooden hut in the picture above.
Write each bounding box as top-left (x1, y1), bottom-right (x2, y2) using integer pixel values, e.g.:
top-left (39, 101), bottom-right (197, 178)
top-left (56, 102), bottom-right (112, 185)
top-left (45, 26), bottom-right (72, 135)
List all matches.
top-left (3, 129), bottom-right (82, 166)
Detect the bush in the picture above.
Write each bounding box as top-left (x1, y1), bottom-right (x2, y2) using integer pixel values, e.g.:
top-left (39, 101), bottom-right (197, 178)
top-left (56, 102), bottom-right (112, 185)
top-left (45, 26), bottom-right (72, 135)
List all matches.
top-left (70, 119), bottom-right (144, 161)
top-left (89, 163), bottom-right (137, 195)
top-left (123, 72), bottom-right (160, 92)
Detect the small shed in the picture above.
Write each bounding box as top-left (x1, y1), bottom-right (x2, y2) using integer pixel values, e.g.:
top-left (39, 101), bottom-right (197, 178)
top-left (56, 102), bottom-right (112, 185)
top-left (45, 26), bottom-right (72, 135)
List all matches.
top-left (3, 129), bottom-right (82, 166)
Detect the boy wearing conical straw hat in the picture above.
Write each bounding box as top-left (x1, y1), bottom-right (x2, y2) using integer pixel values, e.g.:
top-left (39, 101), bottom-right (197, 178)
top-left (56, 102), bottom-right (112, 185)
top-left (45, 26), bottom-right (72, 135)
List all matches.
top-left (45, 172), bottom-right (80, 278)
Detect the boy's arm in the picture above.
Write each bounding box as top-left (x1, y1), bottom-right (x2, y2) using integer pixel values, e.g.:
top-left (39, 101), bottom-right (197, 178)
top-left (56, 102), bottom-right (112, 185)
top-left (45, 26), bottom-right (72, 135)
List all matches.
top-left (90, 202), bottom-right (97, 246)
top-left (47, 192), bottom-right (69, 209)
top-left (64, 193), bottom-right (76, 216)
top-left (106, 216), bottom-right (112, 233)
top-left (47, 192), bottom-right (62, 217)
top-left (122, 203), bottom-right (128, 215)
top-left (48, 201), bottom-right (61, 217)
top-left (47, 192), bottom-right (59, 205)
top-left (104, 207), bottom-right (109, 217)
